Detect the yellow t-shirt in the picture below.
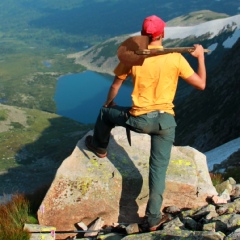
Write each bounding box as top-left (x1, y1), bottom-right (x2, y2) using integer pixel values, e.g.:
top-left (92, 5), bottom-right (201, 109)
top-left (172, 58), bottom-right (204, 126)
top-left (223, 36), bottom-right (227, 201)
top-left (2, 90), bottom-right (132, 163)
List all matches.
top-left (114, 46), bottom-right (194, 116)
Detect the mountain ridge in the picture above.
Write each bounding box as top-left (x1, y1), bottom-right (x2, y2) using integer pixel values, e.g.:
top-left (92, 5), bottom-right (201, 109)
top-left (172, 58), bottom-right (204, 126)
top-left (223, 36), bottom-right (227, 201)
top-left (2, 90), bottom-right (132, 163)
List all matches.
top-left (166, 10), bottom-right (229, 26)
top-left (68, 12), bottom-right (240, 76)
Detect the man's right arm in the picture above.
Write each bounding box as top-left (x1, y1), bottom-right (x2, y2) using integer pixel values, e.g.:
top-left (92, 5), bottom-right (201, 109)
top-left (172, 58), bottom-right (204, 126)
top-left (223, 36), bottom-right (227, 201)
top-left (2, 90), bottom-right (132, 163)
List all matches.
top-left (103, 76), bottom-right (124, 107)
top-left (184, 44), bottom-right (206, 90)
top-left (103, 62), bottom-right (131, 107)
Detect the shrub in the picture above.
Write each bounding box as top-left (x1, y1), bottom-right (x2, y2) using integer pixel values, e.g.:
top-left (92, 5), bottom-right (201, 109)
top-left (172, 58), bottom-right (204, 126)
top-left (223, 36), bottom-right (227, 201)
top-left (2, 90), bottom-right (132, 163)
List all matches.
top-left (209, 172), bottom-right (225, 186)
top-left (0, 194), bottom-right (31, 240)
top-left (0, 109), bottom-right (8, 121)
top-left (0, 185), bottom-right (51, 240)
top-left (10, 122), bottom-right (24, 129)
top-left (223, 167), bottom-right (240, 183)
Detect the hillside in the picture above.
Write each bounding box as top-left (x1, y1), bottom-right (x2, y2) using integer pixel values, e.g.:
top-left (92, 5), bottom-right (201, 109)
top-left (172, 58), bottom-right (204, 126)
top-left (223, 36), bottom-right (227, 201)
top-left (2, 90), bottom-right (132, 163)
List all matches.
top-left (174, 36), bottom-right (240, 152)
top-left (0, 103), bottom-right (93, 195)
top-left (166, 10), bottom-right (229, 26)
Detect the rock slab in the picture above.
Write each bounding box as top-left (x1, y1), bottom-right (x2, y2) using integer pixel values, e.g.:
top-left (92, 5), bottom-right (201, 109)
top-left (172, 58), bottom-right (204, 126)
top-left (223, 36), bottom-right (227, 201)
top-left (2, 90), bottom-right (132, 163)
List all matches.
top-left (38, 127), bottom-right (217, 238)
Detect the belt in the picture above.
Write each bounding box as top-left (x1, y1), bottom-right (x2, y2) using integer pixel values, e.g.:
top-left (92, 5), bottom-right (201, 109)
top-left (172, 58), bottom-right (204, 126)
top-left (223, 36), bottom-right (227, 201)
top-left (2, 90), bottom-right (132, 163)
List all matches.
top-left (150, 110), bottom-right (165, 114)
top-left (146, 110), bottom-right (164, 118)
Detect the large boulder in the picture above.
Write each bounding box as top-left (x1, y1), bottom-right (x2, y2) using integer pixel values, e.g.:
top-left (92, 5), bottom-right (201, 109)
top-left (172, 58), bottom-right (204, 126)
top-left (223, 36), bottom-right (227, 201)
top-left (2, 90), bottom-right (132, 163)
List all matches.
top-left (38, 127), bottom-right (217, 236)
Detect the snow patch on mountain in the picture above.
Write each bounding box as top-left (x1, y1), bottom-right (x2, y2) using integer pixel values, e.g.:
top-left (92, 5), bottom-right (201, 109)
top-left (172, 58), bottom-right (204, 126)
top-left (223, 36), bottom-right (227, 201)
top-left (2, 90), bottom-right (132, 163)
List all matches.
top-left (165, 15), bottom-right (240, 40)
top-left (132, 14), bottom-right (240, 49)
top-left (208, 43), bottom-right (218, 53)
top-left (223, 28), bottom-right (240, 48)
top-left (205, 137), bottom-right (240, 171)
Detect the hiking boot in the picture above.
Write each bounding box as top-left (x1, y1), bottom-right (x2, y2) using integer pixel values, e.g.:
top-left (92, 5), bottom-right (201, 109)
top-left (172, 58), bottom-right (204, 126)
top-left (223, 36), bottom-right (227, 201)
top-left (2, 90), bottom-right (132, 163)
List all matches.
top-left (138, 217), bottom-right (149, 233)
top-left (148, 214), bottom-right (171, 232)
top-left (85, 135), bottom-right (107, 158)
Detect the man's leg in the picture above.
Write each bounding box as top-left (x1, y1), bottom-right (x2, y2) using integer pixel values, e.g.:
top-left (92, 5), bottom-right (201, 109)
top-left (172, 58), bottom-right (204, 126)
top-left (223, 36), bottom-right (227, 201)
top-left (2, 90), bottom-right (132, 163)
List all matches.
top-left (86, 106), bottom-right (131, 156)
top-left (146, 127), bottom-right (175, 229)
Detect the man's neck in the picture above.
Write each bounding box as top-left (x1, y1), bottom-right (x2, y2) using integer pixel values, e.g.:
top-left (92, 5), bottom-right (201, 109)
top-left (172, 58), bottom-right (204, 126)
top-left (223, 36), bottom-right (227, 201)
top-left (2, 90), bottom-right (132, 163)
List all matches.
top-left (149, 39), bottom-right (162, 46)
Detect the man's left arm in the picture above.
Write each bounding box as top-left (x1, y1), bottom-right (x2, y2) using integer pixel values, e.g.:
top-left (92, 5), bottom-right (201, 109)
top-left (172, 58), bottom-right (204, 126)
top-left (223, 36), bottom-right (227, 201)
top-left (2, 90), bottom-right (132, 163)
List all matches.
top-left (103, 76), bottom-right (124, 107)
top-left (184, 44), bottom-right (206, 90)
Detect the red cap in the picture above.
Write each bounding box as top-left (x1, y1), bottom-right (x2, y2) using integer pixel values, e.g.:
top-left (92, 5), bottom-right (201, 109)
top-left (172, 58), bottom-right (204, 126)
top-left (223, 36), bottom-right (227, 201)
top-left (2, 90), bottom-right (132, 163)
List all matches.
top-left (141, 15), bottom-right (166, 39)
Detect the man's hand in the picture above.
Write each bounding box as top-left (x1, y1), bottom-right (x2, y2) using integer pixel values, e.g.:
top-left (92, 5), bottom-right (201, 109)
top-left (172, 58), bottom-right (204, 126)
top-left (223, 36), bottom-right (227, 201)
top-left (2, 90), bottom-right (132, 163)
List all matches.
top-left (190, 44), bottom-right (205, 59)
top-left (103, 101), bottom-right (116, 108)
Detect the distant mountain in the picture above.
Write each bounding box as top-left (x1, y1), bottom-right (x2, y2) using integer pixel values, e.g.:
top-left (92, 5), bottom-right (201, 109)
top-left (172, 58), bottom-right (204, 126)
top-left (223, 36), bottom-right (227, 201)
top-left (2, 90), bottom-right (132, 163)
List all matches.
top-left (69, 13), bottom-right (240, 152)
top-left (167, 10), bottom-right (229, 26)
top-left (0, 1), bottom-right (239, 49)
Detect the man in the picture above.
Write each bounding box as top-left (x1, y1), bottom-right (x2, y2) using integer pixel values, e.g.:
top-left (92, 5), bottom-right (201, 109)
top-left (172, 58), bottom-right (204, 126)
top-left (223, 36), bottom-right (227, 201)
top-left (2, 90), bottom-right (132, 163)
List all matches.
top-left (85, 15), bottom-right (206, 231)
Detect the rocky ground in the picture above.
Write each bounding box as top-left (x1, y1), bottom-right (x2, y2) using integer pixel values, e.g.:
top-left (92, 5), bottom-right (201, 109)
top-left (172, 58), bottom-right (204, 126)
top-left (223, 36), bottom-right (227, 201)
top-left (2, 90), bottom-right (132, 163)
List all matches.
top-left (76, 177), bottom-right (240, 239)
top-left (26, 178), bottom-right (240, 240)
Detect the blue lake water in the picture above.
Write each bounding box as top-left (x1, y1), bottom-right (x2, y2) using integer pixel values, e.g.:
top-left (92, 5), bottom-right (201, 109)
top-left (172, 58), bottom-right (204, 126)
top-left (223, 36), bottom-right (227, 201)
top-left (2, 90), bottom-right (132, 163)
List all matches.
top-left (54, 71), bottom-right (133, 124)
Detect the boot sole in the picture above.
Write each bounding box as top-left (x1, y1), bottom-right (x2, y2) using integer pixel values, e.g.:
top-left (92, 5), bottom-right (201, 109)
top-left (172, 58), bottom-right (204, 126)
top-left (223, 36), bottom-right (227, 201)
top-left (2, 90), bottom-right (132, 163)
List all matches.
top-left (85, 136), bottom-right (107, 158)
top-left (149, 214), bottom-right (170, 231)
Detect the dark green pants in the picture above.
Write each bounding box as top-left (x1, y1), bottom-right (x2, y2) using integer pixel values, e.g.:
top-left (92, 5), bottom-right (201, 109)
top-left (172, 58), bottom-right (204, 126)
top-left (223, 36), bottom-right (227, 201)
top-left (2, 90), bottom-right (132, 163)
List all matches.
top-left (92, 105), bottom-right (176, 226)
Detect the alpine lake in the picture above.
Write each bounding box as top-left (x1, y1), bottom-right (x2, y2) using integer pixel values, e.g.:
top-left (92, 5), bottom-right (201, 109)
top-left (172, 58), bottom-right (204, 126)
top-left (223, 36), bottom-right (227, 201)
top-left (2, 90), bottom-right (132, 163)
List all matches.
top-left (54, 70), bottom-right (133, 124)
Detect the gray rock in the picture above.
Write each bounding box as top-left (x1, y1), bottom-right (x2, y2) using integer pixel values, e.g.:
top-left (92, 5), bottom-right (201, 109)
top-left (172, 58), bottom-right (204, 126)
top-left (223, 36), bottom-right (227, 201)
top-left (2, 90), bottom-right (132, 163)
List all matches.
top-left (217, 205), bottom-right (229, 215)
top-left (228, 177), bottom-right (237, 185)
top-left (215, 179), bottom-right (233, 195)
top-left (120, 229), bottom-right (225, 240)
top-left (164, 205), bottom-right (181, 214)
top-left (216, 198), bottom-right (240, 215)
top-left (206, 210), bottom-right (219, 220)
top-left (227, 214), bottom-right (240, 230)
top-left (231, 184), bottom-right (240, 198)
top-left (192, 204), bottom-right (217, 220)
top-left (162, 217), bottom-right (185, 230)
top-left (203, 221), bottom-right (216, 232)
top-left (212, 213), bottom-right (236, 233)
top-left (225, 228), bottom-right (240, 240)
top-left (219, 189), bottom-right (231, 201)
top-left (182, 216), bottom-right (200, 230)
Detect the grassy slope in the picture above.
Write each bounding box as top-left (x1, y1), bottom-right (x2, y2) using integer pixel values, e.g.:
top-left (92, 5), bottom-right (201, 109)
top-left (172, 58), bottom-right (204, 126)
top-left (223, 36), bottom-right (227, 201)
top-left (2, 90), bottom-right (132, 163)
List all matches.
top-left (0, 103), bottom-right (92, 169)
top-left (0, 1), bottom-right (91, 196)
top-left (0, 103), bottom-right (93, 194)
top-left (0, 38), bottom-right (86, 112)
top-left (0, 1), bottom-right (89, 113)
